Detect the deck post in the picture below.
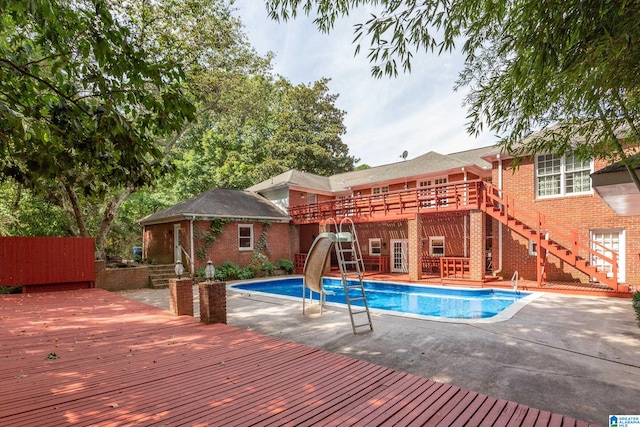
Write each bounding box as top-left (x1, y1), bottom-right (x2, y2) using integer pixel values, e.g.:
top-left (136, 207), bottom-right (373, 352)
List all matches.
top-left (199, 281), bottom-right (227, 324)
top-left (408, 214), bottom-right (422, 280)
top-left (169, 278), bottom-right (194, 316)
top-left (469, 210), bottom-right (486, 281)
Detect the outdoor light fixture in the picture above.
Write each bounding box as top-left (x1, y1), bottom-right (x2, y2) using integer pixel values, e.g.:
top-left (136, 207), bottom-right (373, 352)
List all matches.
top-left (175, 260), bottom-right (184, 279)
top-left (205, 260), bottom-right (215, 281)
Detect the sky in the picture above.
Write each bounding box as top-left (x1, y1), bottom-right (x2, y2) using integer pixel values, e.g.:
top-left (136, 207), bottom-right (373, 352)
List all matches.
top-left (232, 2), bottom-right (499, 168)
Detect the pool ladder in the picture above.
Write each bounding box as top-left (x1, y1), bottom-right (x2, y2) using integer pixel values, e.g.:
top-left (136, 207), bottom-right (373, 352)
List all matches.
top-left (511, 270), bottom-right (520, 295)
top-left (326, 218), bottom-right (373, 334)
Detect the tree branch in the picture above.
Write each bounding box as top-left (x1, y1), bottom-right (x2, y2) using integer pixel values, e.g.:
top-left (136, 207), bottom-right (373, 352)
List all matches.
top-left (597, 103), bottom-right (640, 192)
top-left (0, 58), bottom-right (92, 117)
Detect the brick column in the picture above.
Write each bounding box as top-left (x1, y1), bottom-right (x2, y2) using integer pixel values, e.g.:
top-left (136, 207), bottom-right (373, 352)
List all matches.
top-left (199, 281), bottom-right (227, 324)
top-left (469, 210), bottom-right (486, 281)
top-left (169, 278), bottom-right (194, 316)
top-left (408, 214), bottom-right (422, 281)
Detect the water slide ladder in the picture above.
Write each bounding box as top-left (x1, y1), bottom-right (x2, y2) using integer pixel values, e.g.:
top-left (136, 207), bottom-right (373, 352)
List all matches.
top-left (328, 218), bottom-right (373, 334)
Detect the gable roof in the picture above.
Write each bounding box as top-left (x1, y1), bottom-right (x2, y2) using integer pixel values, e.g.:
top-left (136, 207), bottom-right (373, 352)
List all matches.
top-left (139, 188), bottom-right (290, 226)
top-left (247, 146), bottom-right (498, 194)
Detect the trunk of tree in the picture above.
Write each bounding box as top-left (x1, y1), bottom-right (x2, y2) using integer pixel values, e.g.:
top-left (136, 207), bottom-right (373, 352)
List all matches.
top-left (64, 184), bottom-right (88, 237)
top-left (94, 188), bottom-right (136, 260)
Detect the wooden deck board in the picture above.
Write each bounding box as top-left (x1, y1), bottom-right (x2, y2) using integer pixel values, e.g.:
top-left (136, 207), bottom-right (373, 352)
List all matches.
top-left (0, 289), bottom-right (601, 426)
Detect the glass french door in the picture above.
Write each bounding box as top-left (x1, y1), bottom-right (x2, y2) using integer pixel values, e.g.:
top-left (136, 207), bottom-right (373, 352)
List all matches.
top-left (590, 229), bottom-right (624, 282)
top-left (391, 239), bottom-right (409, 273)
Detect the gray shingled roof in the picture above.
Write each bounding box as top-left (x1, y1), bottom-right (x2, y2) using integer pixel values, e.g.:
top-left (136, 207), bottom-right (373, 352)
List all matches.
top-left (139, 188), bottom-right (290, 225)
top-left (248, 146), bottom-right (497, 194)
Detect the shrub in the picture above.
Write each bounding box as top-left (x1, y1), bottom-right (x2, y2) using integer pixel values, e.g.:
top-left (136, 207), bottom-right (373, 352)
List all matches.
top-left (237, 266), bottom-right (255, 280)
top-left (261, 261), bottom-right (275, 276)
top-left (276, 259), bottom-right (294, 274)
top-left (215, 261), bottom-right (241, 281)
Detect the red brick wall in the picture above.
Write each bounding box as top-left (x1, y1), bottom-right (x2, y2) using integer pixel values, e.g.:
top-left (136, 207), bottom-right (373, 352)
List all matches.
top-left (94, 260), bottom-right (150, 291)
top-left (144, 222), bottom-right (183, 265)
top-left (420, 213), bottom-right (468, 257)
top-left (355, 220), bottom-right (407, 257)
top-left (492, 158), bottom-right (640, 284)
top-left (193, 221), bottom-right (292, 271)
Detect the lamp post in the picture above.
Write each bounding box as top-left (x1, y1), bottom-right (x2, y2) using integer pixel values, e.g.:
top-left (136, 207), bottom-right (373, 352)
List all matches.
top-left (174, 260), bottom-right (184, 279)
top-left (205, 260), bottom-right (215, 282)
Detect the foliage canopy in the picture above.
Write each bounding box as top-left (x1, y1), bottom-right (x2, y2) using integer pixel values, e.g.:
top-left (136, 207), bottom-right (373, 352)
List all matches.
top-left (265, 0), bottom-right (640, 185)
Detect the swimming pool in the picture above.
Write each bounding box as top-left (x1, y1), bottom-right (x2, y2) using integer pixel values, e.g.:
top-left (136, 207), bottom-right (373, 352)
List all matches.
top-left (229, 277), bottom-right (540, 322)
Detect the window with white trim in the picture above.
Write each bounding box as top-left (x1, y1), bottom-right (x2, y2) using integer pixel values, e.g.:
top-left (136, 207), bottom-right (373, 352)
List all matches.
top-left (429, 236), bottom-right (445, 256)
top-left (238, 224), bottom-right (253, 250)
top-left (419, 177), bottom-right (448, 207)
top-left (372, 186), bottom-right (389, 195)
top-left (369, 238), bottom-right (381, 256)
top-left (306, 193), bottom-right (317, 204)
top-left (536, 153), bottom-right (592, 197)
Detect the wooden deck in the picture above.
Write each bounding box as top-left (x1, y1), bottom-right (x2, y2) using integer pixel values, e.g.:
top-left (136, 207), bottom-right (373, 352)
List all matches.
top-left (0, 289), bottom-right (600, 426)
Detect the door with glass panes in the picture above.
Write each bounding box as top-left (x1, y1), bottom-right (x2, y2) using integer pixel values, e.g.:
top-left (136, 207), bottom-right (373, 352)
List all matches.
top-left (391, 239), bottom-right (408, 273)
top-left (590, 229), bottom-right (624, 282)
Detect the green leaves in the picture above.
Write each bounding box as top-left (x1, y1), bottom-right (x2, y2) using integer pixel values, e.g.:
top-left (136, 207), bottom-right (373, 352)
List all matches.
top-left (0, 0), bottom-right (195, 197)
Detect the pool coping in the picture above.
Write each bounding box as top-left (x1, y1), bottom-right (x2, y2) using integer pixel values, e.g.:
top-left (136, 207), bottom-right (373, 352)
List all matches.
top-left (227, 277), bottom-right (545, 324)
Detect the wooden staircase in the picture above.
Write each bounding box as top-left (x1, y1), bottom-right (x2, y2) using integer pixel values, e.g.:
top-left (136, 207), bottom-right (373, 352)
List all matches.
top-left (480, 182), bottom-right (620, 291)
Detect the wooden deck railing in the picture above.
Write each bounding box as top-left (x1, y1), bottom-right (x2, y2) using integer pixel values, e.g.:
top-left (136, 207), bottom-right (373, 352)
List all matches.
top-left (440, 257), bottom-right (471, 279)
top-left (288, 180), bottom-right (482, 223)
top-left (481, 182), bottom-right (619, 289)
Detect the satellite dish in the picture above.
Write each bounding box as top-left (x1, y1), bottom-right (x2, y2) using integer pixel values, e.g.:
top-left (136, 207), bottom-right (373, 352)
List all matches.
top-left (401, 150), bottom-right (408, 160)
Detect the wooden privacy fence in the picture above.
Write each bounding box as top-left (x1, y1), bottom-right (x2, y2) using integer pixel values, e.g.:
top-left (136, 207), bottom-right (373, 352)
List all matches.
top-left (0, 237), bottom-right (95, 293)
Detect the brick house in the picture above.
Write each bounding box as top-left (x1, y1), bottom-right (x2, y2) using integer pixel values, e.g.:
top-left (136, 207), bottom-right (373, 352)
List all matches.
top-left (139, 188), bottom-right (291, 275)
top-left (247, 145), bottom-right (636, 293)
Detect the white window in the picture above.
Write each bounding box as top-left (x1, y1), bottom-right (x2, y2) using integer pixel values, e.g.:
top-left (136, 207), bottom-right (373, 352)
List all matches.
top-left (372, 186), bottom-right (389, 195)
top-left (536, 153), bottom-right (592, 198)
top-left (429, 236), bottom-right (445, 256)
top-left (419, 177), bottom-right (448, 207)
top-left (306, 193), bottom-right (317, 204)
top-left (369, 238), bottom-right (382, 256)
top-left (528, 240), bottom-right (537, 256)
top-left (238, 224), bottom-right (253, 250)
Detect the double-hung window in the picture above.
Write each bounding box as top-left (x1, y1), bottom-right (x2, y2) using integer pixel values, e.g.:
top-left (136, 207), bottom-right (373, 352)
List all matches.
top-left (369, 238), bottom-right (381, 256)
top-left (536, 153), bottom-right (591, 198)
top-left (429, 236), bottom-right (445, 256)
top-left (238, 224), bottom-right (253, 251)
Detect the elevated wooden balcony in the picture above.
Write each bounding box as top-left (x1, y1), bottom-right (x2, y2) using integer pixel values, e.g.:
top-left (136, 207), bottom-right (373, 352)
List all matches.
top-left (288, 180), bottom-right (482, 224)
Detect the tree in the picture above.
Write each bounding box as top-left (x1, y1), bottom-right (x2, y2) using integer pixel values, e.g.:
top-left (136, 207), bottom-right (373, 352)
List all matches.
top-left (265, 0), bottom-right (640, 188)
top-left (1, 0), bottom-right (196, 255)
top-left (1, 0), bottom-right (195, 195)
top-left (163, 75), bottom-right (356, 199)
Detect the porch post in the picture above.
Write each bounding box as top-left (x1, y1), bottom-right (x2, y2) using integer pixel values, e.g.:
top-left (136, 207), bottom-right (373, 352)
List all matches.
top-left (408, 214), bottom-right (422, 281)
top-left (469, 210), bottom-right (486, 281)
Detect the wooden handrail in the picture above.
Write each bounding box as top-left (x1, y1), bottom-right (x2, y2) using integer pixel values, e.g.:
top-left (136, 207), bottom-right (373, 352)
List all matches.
top-left (288, 180), bottom-right (482, 222)
top-left (482, 182), bottom-right (618, 282)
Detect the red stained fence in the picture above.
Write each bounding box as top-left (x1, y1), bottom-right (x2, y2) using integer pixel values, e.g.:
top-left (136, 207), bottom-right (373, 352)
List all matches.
top-left (0, 237), bottom-right (95, 293)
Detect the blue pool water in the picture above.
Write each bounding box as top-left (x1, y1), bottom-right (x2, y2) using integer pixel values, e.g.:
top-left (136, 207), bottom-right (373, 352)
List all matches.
top-left (230, 277), bottom-right (531, 320)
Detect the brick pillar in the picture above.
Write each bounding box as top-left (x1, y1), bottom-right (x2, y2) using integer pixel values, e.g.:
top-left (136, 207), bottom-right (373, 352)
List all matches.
top-left (169, 278), bottom-right (194, 316)
top-left (408, 214), bottom-right (423, 281)
top-left (469, 210), bottom-right (486, 281)
top-left (199, 281), bottom-right (227, 324)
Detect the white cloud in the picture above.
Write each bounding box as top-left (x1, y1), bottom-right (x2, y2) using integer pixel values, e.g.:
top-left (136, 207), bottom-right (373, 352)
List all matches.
top-left (233, 1), bottom-right (498, 166)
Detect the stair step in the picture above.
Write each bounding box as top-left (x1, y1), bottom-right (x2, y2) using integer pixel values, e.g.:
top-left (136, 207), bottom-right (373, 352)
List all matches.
top-left (348, 297), bottom-right (365, 302)
top-left (351, 310), bottom-right (369, 315)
